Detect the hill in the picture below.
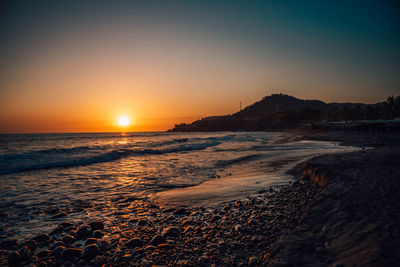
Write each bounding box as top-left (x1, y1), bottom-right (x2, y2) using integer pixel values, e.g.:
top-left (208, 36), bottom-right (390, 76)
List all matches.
top-left (168, 93), bottom-right (400, 132)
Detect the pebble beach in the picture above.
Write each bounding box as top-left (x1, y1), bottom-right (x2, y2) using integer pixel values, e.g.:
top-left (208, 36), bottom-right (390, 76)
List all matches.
top-left (1, 132), bottom-right (399, 266)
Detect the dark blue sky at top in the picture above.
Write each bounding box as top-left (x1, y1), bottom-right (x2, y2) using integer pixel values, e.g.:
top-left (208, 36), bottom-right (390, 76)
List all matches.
top-left (1, 0), bottom-right (399, 102)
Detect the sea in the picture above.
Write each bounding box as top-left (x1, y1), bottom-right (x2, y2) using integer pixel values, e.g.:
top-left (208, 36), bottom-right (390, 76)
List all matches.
top-left (0, 132), bottom-right (355, 241)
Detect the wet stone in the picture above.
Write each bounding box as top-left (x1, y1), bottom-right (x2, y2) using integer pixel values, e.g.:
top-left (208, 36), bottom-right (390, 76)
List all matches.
top-left (49, 241), bottom-right (64, 250)
top-left (61, 248), bottom-right (82, 259)
top-left (162, 226), bottom-right (181, 238)
top-left (97, 239), bottom-right (110, 251)
top-left (248, 219), bottom-right (256, 226)
top-left (173, 208), bottom-right (188, 216)
top-left (84, 238), bottom-right (98, 247)
top-left (0, 239), bottom-right (18, 250)
top-left (128, 218), bottom-right (138, 224)
top-left (167, 215), bottom-right (176, 221)
top-left (144, 245), bottom-right (156, 251)
top-left (197, 255), bottom-right (209, 265)
top-left (158, 243), bottom-right (173, 250)
top-left (121, 253), bottom-right (132, 260)
top-left (7, 251), bottom-right (21, 266)
top-left (248, 256), bottom-right (258, 265)
top-left (163, 208), bottom-right (176, 213)
top-left (75, 225), bottom-right (91, 239)
top-left (234, 225), bottom-right (242, 232)
top-left (81, 244), bottom-right (101, 260)
top-left (211, 215), bottom-right (221, 222)
top-left (62, 235), bottom-right (76, 245)
top-left (18, 245), bottom-right (32, 261)
top-left (132, 247), bottom-right (144, 256)
top-left (137, 219), bottom-right (147, 226)
top-left (23, 239), bottom-right (37, 251)
top-left (93, 230), bottom-right (103, 238)
top-left (59, 222), bottom-right (74, 229)
top-left (69, 230), bottom-right (77, 237)
top-left (182, 219), bottom-right (193, 226)
top-left (90, 255), bottom-right (105, 267)
top-left (78, 259), bottom-right (87, 265)
top-left (184, 226), bottom-right (194, 234)
top-left (124, 238), bottom-right (143, 248)
top-left (49, 227), bottom-right (63, 236)
top-left (89, 221), bottom-right (104, 231)
top-left (36, 249), bottom-right (50, 258)
top-left (190, 211), bottom-right (200, 216)
top-left (33, 234), bottom-right (50, 243)
top-left (64, 226), bottom-right (76, 232)
top-left (50, 246), bottom-right (65, 258)
top-left (150, 235), bottom-right (166, 246)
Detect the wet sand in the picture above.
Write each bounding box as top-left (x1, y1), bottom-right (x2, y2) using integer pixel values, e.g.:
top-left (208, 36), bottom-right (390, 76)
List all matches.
top-left (153, 158), bottom-right (296, 207)
top-left (267, 145), bottom-right (400, 266)
top-left (154, 140), bottom-right (357, 208)
top-left (1, 132), bottom-right (399, 266)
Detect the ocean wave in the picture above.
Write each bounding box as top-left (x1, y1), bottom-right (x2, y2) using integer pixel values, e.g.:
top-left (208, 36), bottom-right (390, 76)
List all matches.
top-left (204, 134), bottom-right (235, 142)
top-left (150, 138), bottom-right (189, 147)
top-left (147, 134), bottom-right (235, 148)
top-left (216, 154), bottom-right (261, 166)
top-left (0, 141), bottom-right (221, 175)
top-left (157, 183), bottom-right (195, 189)
top-left (0, 132), bottom-right (169, 144)
top-left (248, 145), bottom-right (297, 151)
top-left (0, 145), bottom-right (104, 161)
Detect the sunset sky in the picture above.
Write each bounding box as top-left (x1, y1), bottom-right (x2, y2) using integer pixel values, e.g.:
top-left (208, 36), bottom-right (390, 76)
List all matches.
top-left (1, 0), bottom-right (399, 133)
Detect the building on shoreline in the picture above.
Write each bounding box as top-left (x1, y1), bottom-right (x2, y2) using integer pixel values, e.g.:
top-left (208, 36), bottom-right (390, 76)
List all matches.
top-left (309, 119), bottom-right (400, 132)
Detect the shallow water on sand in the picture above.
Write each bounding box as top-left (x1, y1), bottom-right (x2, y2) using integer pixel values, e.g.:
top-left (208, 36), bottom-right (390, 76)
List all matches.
top-left (0, 132), bottom-right (356, 240)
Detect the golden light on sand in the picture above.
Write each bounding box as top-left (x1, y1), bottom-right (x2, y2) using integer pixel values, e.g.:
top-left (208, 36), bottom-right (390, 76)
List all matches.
top-left (118, 115), bottom-right (130, 127)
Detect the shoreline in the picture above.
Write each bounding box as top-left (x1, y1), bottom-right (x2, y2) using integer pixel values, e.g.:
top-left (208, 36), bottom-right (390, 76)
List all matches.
top-left (153, 132), bottom-right (357, 208)
top-left (1, 132), bottom-right (399, 266)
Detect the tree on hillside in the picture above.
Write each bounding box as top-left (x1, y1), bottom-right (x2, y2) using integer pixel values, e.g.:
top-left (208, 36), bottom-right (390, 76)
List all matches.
top-left (384, 95), bottom-right (400, 119)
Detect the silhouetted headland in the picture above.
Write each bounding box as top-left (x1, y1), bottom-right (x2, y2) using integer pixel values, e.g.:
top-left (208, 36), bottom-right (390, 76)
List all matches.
top-left (169, 94), bottom-right (400, 132)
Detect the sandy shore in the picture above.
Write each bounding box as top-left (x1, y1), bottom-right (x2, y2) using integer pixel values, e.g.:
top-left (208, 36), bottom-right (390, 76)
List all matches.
top-left (1, 132), bottom-right (399, 266)
top-left (154, 134), bottom-right (357, 208)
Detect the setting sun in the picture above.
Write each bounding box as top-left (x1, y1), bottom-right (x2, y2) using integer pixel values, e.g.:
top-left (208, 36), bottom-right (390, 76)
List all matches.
top-left (118, 115), bottom-right (130, 127)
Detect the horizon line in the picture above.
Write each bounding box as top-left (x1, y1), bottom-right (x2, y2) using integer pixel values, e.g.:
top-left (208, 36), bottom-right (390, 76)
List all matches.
top-left (0, 130), bottom-right (169, 135)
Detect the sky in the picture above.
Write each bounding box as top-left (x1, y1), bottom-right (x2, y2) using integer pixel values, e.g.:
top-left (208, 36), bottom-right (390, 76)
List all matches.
top-left (0, 0), bottom-right (399, 133)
